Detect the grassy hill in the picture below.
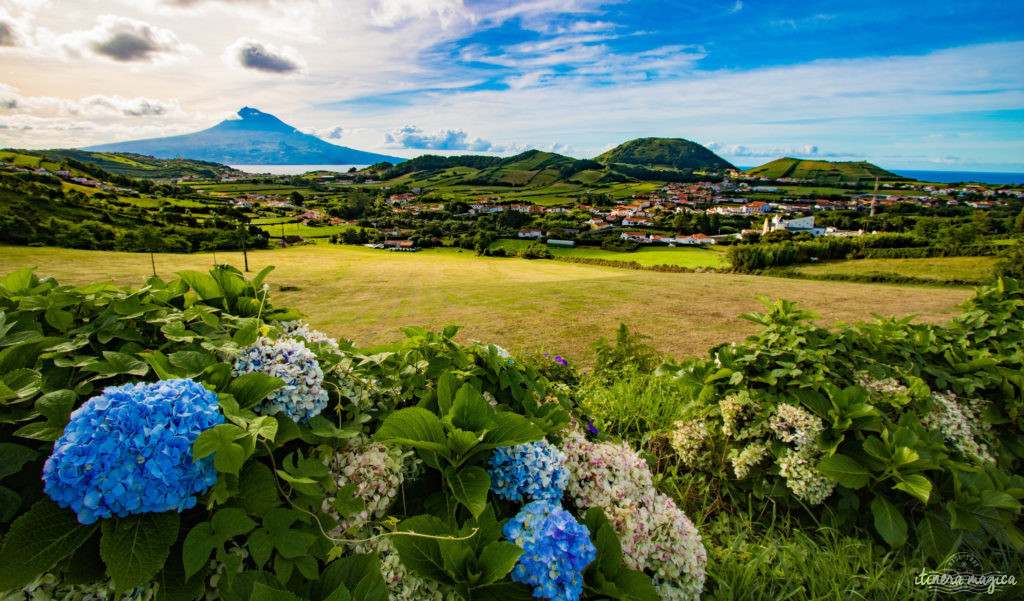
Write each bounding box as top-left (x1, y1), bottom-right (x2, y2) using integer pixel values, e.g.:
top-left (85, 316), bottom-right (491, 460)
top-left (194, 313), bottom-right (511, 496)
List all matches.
top-left (2, 148), bottom-right (239, 179)
top-left (745, 157), bottom-right (904, 184)
top-left (596, 138), bottom-right (735, 171)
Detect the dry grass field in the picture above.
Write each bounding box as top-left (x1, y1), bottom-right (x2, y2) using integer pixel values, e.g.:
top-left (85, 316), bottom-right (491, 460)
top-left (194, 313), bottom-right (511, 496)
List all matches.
top-left (1, 245), bottom-right (975, 363)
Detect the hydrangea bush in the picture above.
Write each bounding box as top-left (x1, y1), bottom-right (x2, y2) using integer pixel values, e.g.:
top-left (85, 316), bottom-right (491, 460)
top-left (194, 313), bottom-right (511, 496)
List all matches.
top-left (42, 379), bottom-right (223, 524)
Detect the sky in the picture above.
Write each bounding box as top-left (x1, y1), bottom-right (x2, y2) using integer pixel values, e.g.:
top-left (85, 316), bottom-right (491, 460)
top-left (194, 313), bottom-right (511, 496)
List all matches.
top-left (1, 0), bottom-right (1023, 171)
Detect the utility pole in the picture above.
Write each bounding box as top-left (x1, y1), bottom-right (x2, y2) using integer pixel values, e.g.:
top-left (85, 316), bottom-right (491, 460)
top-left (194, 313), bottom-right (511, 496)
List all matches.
top-left (870, 177), bottom-right (879, 217)
top-left (240, 221), bottom-right (249, 272)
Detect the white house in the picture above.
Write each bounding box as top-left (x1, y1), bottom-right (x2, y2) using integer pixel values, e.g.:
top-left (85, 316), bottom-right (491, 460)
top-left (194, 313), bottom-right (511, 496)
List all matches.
top-left (763, 215), bottom-right (826, 237)
top-left (518, 229), bottom-right (543, 238)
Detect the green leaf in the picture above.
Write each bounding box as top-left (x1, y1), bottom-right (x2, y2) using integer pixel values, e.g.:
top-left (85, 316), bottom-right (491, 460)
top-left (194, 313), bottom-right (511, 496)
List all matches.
top-left (918, 513), bottom-right (957, 563)
top-left (332, 483), bottom-right (365, 519)
top-left (392, 515), bottom-right (452, 584)
top-left (0, 268), bottom-right (36, 296)
top-left (168, 351), bottom-right (217, 377)
top-left (193, 423), bottom-right (250, 476)
top-left (100, 512), bottom-right (181, 591)
top-left (177, 271), bottom-right (223, 301)
top-left (252, 581), bottom-right (306, 601)
top-left (476, 412), bottom-right (543, 454)
top-left (0, 443), bottom-right (38, 481)
top-left (320, 554), bottom-right (388, 601)
top-left (374, 407), bottom-right (449, 457)
top-left (161, 321), bottom-right (197, 343)
top-left (870, 495), bottom-right (907, 547)
top-left (140, 350), bottom-right (185, 380)
top-left (893, 474), bottom-right (932, 504)
top-left (449, 384), bottom-right (491, 431)
top-left (0, 498), bottom-right (98, 590)
top-left (182, 508), bottom-right (256, 580)
top-left (445, 466), bottom-right (490, 518)
top-left (817, 453), bottom-right (871, 489)
top-left (476, 541), bottom-right (522, 586)
top-left (13, 389), bottom-right (77, 441)
top-left (44, 307), bottom-right (73, 332)
top-left (154, 544), bottom-right (207, 601)
top-left (227, 373), bottom-right (286, 410)
top-left (233, 318), bottom-right (260, 347)
top-left (1, 368), bottom-right (42, 401)
top-left (83, 351), bottom-right (150, 377)
top-left (437, 371), bottom-right (459, 415)
top-left (979, 491), bottom-right (1019, 510)
top-left (0, 485), bottom-right (21, 522)
top-left (247, 416), bottom-right (279, 442)
top-left (237, 460), bottom-right (280, 515)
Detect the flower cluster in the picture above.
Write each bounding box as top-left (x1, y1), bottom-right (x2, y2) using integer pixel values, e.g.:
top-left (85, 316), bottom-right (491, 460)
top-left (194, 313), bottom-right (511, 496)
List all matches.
top-left (10, 573), bottom-right (156, 601)
top-left (353, 537), bottom-right (457, 601)
top-left (544, 353), bottom-right (569, 367)
top-left (777, 448), bottom-right (836, 505)
top-left (322, 438), bottom-right (419, 535)
top-left (855, 372), bottom-right (913, 406)
top-left (488, 440), bottom-right (569, 503)
top-left (921, 392), bottom-right (993, 463)
top-left (768, 404), bottom-right (823, 449)
top-left (233, 336), bottom-right (328, 422)
top-left (562, 429), bottom-right (707, 601)
top-left (42, 379), bottom-right (223, 524)
top-left (503, 500), bottom-right (596, 601)
top-left (668, 420), bottom-right (711, 469)
top-left (718, 392), bottom-right (762, 438)
top-left (729, 442), bottom-right (769, 479)
top-left (278, 320), bottom-right (341, 352)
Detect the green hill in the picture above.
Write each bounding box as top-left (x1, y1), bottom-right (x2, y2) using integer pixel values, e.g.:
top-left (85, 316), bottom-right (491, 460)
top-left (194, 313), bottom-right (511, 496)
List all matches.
top-left (372, 150), bottom-right (616, 189)
top-left (744, 157), bottom-right (904, 183)
top-left (595, 138), bottom-right (735, 171)
top-left (34, 149), bottom-right (237, 179)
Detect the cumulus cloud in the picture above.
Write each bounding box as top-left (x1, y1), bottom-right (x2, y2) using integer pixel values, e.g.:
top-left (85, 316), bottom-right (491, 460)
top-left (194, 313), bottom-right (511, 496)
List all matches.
top-left (224, 37), bottom-right (306, 74)
top-left (384, 124), bottom-right (511, 151)
top-left (303, 125), bottom-right (344, 139)
top-left (59, 15), bottom-right (190, 63)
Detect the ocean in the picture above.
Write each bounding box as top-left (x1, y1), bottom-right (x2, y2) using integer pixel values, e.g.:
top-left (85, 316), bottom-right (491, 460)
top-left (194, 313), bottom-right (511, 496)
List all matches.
top-left (229, 164), bottom-right (369, 175)
top-left (735, 166), bottom-right (1024, 186)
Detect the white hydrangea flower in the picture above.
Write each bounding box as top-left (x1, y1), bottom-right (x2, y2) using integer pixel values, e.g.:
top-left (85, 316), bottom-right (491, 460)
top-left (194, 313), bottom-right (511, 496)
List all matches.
top-left (352, 537), bottom-right (459, 601)
top-left (6, 574), bottom-right (156, 601)
top-left (730, 442), bottom-right (769, 479)
top-left (233, 336), bottom-right (329, 422)
top-left (669, 420), bottom-right (711, 469)
top-left (278, 320), bottom-right (341, 352)
top-left (777, 448), bottom-right (836, 505)
top-left (769, 404), bottom-right (823, 450)
top-left (921, 391), bottom-right (993, 463)
top-left (322, 438), bottom-right (420, 535)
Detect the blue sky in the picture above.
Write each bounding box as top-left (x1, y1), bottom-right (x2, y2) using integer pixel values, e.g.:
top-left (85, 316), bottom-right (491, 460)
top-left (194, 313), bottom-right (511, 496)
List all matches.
top-left (1, 0), bottom-right (1022, 171)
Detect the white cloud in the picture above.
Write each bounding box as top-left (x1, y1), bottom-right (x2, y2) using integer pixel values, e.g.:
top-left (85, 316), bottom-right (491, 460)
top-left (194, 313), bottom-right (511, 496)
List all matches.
top-left (2, 13), bottom-right (194, 63)
top-left (384, 124), bottom-right (516, 152)
top-left (369, 0), bottom-right (471, 28)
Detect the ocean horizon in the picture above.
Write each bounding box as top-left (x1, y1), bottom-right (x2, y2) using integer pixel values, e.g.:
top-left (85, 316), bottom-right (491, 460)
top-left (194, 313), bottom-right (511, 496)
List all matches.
top-left (229, 164), bottom-right (370, 175)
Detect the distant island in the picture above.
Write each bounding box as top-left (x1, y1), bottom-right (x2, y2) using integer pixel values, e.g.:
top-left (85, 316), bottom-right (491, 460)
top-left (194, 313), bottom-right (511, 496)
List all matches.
top-left (82, 107), bottom-right (407, 166)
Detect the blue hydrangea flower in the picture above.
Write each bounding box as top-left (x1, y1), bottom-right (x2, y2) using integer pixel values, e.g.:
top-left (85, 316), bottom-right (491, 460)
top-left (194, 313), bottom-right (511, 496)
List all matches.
top-left (233, 336), bottom-right (328, 422)
top-left (42, 379), bottom-right (223, 524)
top-left (488, 440), bottom-right (568, 503)
top-left (503, 501), bottom-right (596, 601)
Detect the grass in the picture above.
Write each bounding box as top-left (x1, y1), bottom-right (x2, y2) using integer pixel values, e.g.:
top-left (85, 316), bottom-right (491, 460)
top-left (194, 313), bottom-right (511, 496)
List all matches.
top-left (490, 239), bottom-right (728, 268)
top-left (793, 256), bottom-right (999, 283)
top-left (0, 245), bottom-right (973, 364)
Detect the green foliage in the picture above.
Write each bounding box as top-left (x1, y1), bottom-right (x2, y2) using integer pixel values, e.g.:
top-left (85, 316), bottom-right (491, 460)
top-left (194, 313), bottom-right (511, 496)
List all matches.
top-left (656, 279), bottom-right (1024, 559)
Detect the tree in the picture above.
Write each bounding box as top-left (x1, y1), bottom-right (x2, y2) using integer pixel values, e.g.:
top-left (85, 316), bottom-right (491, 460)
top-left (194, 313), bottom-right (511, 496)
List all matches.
top-left (289, 191), bottom-right (305, 207)
top-left (1015, 207), bottom-right (1024, 233)
top-left (671, 212), bottom-right (693, 234)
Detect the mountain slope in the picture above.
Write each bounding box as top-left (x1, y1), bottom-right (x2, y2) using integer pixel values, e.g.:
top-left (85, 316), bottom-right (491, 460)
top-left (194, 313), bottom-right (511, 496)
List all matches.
top-left (745, 158), bottom-right (904, 183)
top-left (596, 138), bottom-right (735, 171)
top-left (82, 107), bottom-right (406, 165)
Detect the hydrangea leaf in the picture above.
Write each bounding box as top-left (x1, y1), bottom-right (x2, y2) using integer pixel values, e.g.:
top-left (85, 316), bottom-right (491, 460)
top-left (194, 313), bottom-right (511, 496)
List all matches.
top-left (100, 511), bottom-right (181, 592)
top-left (471, 582), bottom-right (535, 601)
top-left (82, 351), bottom-right (150, 377)
top-left (374, 407), bottom-right (450, 463)
top-left (475, 413), bottom-right (544, 456)
top-left (252, 581), bottom-right (307, 601)
top-left (449, 384), bottom-right (491, 431)
top-left (168, 351), bottom-right (217, 377)
top-left (446, 465), bottom-right (490, 518)
top-left (227, 373), bottom-right (286, 410)
top-left (892, 474), bottom-right (932, 503)
top-left (816, 453), bottom-right (870, 489)
top-left (319, 553), bottom-right (387, 601)
top-left (917, 513), bottom-right (957, 564)
top-left (193, 423), bottom-right (250, 476)
top-left (477, 541), bottom-right (523, 586)
top-left (871, 495), bottom-right (907, 547)
top-left (0, 485), bottom-right (20, 522)
top-left (177, 271), bottom-right (223, 302)
top-left (0, 498), bottom-right (98, 590)
top-left (0, 442), bottom-right (37, 481)
top-left (392, 514), bottom-right (452, 584)
top-left (237, 461), bottom-right (281, 515)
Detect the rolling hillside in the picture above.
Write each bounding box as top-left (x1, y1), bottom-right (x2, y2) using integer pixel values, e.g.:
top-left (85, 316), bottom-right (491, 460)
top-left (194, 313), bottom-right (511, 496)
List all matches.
top-left (596, 138), bottom-right (735, 171)
top-left (32, 149), bottom-right (237, 179)
top-left (745, 157), bottom-right (904, 183)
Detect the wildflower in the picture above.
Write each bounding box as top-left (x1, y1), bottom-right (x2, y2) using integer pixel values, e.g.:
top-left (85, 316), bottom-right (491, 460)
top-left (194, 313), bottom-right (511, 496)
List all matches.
top-left (554, 355), bottom-right (568, 366)
top-left (233, 336), bottom-right (329, 422)
top-left (322, 438), bottom-right (419, 535)
top-left (43, 379), bottom-right (223, 524)
top-left (488, 440), bottom-right (569, 503)
top-left (921, 391), bottom-right (993, 463)
top-left (504, 500), bottom-right (596, 601)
